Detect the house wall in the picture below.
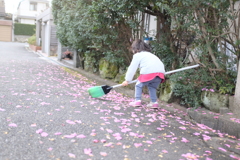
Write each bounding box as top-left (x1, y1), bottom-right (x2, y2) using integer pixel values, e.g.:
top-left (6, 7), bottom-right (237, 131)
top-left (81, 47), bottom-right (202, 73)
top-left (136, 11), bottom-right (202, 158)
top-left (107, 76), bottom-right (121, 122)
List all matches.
top-left (16, 0), bottom-right (49, 24)
top-left (148, 15), bottom-right (157, 38)
top-left (17, 0), bottom-right (48, 15)
top-left (19, 18), bottom-right (35, 24)
top-left (0, 20), bottom-right (12, 42)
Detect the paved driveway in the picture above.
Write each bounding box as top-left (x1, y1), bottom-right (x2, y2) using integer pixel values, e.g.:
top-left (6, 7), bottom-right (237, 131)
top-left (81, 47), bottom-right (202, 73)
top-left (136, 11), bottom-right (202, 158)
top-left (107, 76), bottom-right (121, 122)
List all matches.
top-left (0, 42), bottom-right (239, 160)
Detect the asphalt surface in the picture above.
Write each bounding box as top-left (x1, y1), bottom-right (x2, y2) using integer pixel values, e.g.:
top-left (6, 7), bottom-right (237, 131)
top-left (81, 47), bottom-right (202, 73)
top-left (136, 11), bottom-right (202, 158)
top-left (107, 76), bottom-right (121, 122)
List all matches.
top-left (0, 42), bottom-right (240, 160)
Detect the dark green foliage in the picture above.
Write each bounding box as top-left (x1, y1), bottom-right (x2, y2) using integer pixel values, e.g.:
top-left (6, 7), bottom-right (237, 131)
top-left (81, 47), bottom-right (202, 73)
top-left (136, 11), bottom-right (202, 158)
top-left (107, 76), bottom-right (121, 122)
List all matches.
top-left (51, 0), bottom-right (239, 108)
top-left (151, 41), bottom-right (176, 72)
top-left (169, 68), bottom-right (212, 107)
top-left (14, 23), bottom-right (36, 36)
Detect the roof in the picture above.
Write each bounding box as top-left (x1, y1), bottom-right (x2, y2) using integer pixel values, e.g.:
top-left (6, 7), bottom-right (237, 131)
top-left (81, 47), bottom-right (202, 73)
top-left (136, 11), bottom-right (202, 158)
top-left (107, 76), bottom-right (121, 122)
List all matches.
top-left (0, 20), bottom-right (12, 26)
top-left (29, 0), bottom-right (50, 3)
top-left (16, 15), bottom-right (36, 19)
top-left (18, 0), bottom-right (49, 9)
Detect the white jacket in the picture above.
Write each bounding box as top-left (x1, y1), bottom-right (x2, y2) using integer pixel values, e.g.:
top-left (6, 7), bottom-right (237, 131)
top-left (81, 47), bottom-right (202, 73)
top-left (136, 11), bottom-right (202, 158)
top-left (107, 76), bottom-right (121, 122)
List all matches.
top-left (125, 51), bottom-right (165, 82)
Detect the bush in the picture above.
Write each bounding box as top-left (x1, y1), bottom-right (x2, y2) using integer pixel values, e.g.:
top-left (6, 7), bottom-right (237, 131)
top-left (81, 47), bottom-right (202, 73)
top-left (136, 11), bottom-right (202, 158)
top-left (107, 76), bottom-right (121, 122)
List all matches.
top-left (169, 68), bottom-right (212, 108)
top-left (14, 23), bottom-right (36, 36)
top-left (28, 35), bottom-right (36, 45)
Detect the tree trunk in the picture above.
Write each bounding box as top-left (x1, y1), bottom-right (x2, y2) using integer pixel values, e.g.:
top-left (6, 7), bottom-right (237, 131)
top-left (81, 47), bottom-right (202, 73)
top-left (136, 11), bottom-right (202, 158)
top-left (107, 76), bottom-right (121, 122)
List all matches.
top-left (195, 9), bottom-right (221, 69)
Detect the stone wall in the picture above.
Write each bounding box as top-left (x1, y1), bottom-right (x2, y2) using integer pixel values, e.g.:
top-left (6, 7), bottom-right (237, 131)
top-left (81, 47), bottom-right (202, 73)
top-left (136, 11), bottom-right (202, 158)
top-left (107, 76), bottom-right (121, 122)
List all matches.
top-left (83, 56), bottom-right (237, 113)
top-left (14, 35), bottom-right (31, 43)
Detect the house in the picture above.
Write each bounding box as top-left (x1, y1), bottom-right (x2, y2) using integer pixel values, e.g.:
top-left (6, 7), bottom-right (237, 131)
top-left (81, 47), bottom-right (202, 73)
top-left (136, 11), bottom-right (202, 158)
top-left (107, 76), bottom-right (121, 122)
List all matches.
top-left (15, 0), bottom-right (50, 25)
top-left (0, 0), bottom-right (13, 42)
top-left (36, 8), bottom-right (79, 68)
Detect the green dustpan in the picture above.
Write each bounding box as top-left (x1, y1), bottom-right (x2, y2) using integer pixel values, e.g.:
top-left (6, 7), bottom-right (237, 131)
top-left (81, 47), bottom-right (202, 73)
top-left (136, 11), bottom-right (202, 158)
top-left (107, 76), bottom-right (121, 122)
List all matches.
top-left (88, 85), bottom-right (112, 98)
top-left (88, 64), bottom-right (200, 98)
top-left (88, 80), bottom-right (137, 98)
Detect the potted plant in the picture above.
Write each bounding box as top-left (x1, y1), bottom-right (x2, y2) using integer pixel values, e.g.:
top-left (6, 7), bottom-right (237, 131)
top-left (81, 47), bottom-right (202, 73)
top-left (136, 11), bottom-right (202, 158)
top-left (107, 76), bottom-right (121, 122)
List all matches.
top-left (28, 34), bottom-right (41, 52)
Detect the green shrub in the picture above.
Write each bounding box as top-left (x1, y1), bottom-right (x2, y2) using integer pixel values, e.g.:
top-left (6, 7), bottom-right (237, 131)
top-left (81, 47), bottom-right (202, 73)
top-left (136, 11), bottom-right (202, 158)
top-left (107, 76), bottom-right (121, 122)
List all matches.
top-left (14, 23), bottom-right (36, 36)
top-left (169, 68), bottom-right (211, 108)
top-left (28, 35), bottom-right (36, 45)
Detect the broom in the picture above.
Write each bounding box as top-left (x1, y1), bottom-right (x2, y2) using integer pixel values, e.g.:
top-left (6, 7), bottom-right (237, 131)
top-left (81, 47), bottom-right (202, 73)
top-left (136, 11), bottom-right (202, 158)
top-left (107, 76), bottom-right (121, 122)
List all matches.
top-left (88, 64), bottom-right (200, 98)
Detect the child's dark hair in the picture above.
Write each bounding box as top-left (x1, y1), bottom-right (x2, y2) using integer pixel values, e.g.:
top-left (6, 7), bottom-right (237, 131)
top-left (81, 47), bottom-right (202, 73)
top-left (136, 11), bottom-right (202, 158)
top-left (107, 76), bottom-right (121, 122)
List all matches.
top-left (131, 39), bottom-right (152, 54)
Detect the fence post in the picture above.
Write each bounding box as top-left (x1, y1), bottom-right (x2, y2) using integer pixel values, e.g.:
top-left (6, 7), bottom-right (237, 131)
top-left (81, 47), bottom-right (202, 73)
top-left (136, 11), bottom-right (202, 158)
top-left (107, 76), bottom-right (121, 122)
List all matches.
top-left (57, 40), bottom-right (62, 61)
top-left (73, 49), bottom-right (80, 68)
top-left (233, 61), bottom-right (240, 115)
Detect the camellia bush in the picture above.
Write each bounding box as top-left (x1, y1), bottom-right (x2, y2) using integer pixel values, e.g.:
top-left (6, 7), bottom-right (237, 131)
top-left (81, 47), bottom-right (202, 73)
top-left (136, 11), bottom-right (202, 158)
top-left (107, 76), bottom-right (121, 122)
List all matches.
top-left (52, 0), bottom-right (240, 108)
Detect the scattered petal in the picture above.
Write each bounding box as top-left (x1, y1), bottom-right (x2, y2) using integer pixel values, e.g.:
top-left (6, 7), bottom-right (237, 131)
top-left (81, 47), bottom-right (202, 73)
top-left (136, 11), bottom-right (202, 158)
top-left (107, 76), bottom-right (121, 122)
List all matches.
top-left (100, 152), bottom-right (107, 156)
top-left (77, 134), bottom-right (86, 138)
top-left (68, 153), bottom-right (76, 158)
top-left (41, 132), bottom-right (48, 137)
top-left (84, 148), bottom-right (92, 155)
top-left (36, 129), bottom-right (43, 134)
top-left (8, 123), bottom-right (17, 127)
top-left (54, 132), bottom-right (62, 135)
top-left (134, 143), bottom-right (142, 148)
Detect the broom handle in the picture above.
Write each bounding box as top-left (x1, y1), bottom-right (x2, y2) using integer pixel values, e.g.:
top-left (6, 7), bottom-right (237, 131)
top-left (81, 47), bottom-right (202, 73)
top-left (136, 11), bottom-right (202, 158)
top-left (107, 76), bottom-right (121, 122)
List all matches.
top-left (112, 64), bottom-right (200, 88)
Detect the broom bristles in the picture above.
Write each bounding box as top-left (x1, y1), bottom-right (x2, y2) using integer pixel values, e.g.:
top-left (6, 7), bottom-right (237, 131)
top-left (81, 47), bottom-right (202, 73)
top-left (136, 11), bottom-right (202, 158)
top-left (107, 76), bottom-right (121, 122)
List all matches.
top-left (88, 86), bottom-right (105, 98)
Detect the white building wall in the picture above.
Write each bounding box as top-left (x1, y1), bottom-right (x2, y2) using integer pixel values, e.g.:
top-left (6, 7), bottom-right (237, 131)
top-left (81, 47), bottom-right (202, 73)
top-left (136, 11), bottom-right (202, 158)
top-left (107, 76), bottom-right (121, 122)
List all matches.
top-left (20, 19), bottom-right (35, 24)
top-left (148, 15), bottom-right (157, 38)
top-left (16, 0), bottom-right (49, 24)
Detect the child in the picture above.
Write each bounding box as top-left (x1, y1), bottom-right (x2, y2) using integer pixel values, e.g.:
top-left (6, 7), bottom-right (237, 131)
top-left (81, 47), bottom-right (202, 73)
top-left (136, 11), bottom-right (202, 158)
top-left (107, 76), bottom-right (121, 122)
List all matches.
top-left (122, 39), bottom-right (165, 108)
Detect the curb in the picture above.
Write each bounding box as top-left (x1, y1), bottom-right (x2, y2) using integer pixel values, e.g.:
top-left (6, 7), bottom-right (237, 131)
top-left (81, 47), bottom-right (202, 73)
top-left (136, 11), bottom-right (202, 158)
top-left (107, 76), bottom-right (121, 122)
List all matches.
top-left (187, 108), bottom-right (240, 139)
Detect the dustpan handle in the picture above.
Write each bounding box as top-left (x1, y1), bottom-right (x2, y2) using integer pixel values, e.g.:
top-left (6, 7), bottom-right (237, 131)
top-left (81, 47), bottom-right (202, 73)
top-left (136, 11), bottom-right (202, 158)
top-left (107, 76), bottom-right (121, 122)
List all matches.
top-left (112, 64), bottom-right (200, 89)
top-left (112, 79), bottom-right (138, 88)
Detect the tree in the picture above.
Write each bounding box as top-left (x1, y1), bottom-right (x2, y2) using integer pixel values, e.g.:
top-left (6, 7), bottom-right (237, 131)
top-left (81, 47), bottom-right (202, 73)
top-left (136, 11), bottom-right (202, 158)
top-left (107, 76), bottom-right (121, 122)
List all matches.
top-left (52, 0), bottom-right (239, 107)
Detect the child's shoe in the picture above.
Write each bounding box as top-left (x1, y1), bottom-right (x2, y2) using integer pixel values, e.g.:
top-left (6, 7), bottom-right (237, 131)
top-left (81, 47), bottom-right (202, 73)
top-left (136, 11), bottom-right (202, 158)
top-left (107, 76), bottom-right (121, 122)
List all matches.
top-left (146, 102), bottom-right (159, 109)
top-left (129, 100), bottom-right (141, 107)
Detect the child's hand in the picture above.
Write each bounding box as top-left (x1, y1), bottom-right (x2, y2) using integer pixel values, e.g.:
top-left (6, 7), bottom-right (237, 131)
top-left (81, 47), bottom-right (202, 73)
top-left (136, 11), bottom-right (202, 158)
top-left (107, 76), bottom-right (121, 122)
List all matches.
top-left (122, 81), bottom-right (128, 86)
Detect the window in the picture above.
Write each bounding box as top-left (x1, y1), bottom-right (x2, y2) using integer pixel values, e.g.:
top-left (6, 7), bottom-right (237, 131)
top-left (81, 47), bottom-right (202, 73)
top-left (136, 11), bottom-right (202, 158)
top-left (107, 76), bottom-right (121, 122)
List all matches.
top-left (30, 2), bottom-right (37, 11)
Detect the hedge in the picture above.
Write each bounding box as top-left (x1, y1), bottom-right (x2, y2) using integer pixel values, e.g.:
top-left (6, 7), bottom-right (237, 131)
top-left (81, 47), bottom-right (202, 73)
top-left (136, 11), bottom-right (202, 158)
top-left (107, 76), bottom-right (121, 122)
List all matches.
top-left (14, 23), bottom-right (36, 36)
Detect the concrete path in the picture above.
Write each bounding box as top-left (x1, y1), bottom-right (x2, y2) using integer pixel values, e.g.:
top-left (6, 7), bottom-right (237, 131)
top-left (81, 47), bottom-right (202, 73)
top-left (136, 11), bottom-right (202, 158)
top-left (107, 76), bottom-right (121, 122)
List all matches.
top-left (0, 42), bottom-right (239, 160)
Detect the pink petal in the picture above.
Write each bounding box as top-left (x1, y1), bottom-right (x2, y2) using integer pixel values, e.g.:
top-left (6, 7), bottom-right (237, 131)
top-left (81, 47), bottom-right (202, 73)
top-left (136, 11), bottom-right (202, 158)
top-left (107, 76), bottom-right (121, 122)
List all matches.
top-left (64, 133), bottom-right (77, 138)
top-left (103, 142), bottom-right (114, 147)
top-left (36, 129), bottom-right (43, 134)
top-left (100, 152), bottom-right (107, 156)
top-left (219, 147), bottom-right (227, 152)
top-left (30, 124), bottom-right (37, 127)
top-left (54, 132), bottom-right (62, 135)
top-left (66, 120), bottom-right (76, 125)
top-left (68, 153), bottom-right (76, 158)
top-left (84, 148), bottom-right (92, 155)
top-left (181, 137), bottom-right (190, 143)
top-left (134, 143), bottom-right (143, 148)
top-left (145, 140), bottom-right (153, 144)
top-left (76, 134), bottom-right (86, 138)
top-left (106, 129), bottom-right (113, 133)
top-left (8, 123), bottom-right (17, 127)
top-left (90, 132), bottom-right (97, 136)
top-left (93, 139), bottom-right (99, 143)
top-left (121, 128), bottom-right (131, 133)
top-left (179, 126), bottom-right (186, 130)
top-left (41, 132), bottom-right (48, 137)
top-left (162, 150), bottom-right (168, 153)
